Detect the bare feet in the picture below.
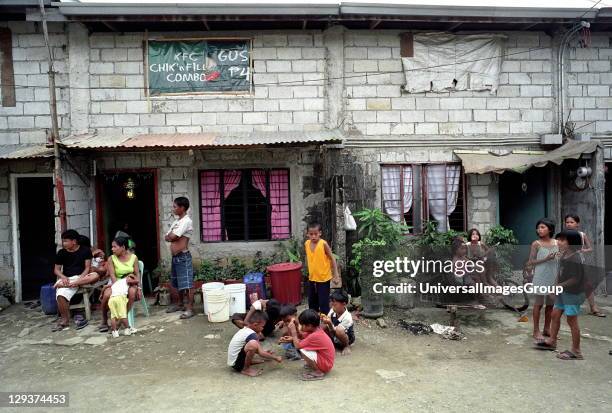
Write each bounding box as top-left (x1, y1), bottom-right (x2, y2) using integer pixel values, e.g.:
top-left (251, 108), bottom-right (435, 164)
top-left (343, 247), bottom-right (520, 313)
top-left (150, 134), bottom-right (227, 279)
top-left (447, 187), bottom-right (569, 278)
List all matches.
top-left (241, 367), bottom-right (262, 377)
top-left (533, 332), bottom-right (544, 342)
top-left (341, 347), bottom-right (352, 356)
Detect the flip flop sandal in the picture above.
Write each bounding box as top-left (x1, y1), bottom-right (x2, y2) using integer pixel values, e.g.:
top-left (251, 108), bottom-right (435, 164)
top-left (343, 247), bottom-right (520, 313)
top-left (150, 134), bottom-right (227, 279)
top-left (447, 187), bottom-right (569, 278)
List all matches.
top-left (98, 325), bottom-right (109, 333)
top-left (300, 372), bottom-right (325, 381)
top-left (590, 311), bottom-right (606, 318)
top-left (166, 305), bottom-right (184, 313)
top-left (533, 341), bottom-right (557, 351)
top-left (75, 319), bottom-right (89, 330)
top-left (179, 311), bottom-right (194, 319)
top-left (557, 350), bottom-right (584, 360)
top-left (52, 324), bottom-right (69, 332)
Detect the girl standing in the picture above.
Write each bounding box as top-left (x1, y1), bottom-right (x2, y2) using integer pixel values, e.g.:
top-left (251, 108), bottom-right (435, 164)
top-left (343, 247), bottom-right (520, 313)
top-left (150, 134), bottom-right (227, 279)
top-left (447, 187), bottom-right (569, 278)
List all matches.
top-left (564, 214), bottom-right (605, 317)
top-left (526, 219), bottom-right (559, 342)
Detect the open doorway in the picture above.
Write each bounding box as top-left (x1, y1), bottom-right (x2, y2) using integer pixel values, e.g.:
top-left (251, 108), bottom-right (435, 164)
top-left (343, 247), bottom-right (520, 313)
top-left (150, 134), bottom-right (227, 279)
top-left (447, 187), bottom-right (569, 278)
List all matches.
top-left (499, 167), bottom-right (549, 267)
top-left (96, 170), bottom-right (159, 284)
top-left (11, 175), bottom-right (56, 302)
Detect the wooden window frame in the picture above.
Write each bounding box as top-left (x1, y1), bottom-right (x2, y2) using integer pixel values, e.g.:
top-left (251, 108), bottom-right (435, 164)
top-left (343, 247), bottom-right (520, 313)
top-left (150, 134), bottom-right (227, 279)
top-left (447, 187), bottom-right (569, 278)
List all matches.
top-left (381, 163), bottom-right (467, 233)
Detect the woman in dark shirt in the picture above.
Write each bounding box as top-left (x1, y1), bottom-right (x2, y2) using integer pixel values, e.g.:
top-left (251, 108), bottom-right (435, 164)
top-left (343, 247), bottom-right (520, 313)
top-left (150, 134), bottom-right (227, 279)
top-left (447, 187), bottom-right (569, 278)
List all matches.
top-left (536, 230), bottom-right (586, 360)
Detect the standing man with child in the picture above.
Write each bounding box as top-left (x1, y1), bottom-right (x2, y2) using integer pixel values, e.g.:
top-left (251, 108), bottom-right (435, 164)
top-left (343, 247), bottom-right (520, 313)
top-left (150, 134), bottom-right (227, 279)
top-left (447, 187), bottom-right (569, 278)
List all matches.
top-left (165, 197), bottom-right (195, 319)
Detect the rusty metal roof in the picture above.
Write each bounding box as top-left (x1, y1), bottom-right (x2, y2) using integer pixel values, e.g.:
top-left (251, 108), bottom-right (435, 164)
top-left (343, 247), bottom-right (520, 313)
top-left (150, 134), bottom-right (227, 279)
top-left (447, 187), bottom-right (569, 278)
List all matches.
top-left (61, 130), bottom-right (343, 150)
top-left (0, 144), bottom-right (54, 160)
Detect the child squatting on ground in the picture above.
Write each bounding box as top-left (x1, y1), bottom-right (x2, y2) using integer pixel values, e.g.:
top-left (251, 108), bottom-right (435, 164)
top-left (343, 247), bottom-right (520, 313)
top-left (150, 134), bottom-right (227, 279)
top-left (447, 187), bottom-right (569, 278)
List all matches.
top-left (322, 290), bottom-right (355, 355)
top-left (108, 274), bottom-right (139, 338)
top-left (227, 310), bottom-right (283, 377)
top-left (305, 222), bottom-right (341, 315)
top-left (535, 230), bottom-right (587, 360)
top-left (280, 309), bottom-right (335, 381)
top-left (277, 304), bottom-right (301, 360)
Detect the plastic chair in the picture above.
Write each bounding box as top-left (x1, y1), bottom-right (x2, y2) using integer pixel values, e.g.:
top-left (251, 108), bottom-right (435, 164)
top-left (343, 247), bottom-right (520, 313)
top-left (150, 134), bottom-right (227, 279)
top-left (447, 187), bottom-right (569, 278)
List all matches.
top-left (128, 260), bottom-right (150, 328)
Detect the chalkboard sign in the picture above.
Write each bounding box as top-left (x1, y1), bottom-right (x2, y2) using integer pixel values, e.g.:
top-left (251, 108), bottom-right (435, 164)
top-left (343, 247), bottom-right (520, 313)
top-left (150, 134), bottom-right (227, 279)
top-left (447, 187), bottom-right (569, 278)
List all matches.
top-left (146, 39), bottom-right (251, 95)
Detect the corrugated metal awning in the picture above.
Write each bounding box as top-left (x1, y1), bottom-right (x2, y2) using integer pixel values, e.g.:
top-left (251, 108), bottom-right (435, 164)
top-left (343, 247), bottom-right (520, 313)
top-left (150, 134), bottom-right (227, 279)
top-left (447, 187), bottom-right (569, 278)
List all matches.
top-left (455, 139), bottom-right (600, 174)
top-left (61, 130), bottom-right (344, 150)
top-left (0, 144), bottom-right (53, 160)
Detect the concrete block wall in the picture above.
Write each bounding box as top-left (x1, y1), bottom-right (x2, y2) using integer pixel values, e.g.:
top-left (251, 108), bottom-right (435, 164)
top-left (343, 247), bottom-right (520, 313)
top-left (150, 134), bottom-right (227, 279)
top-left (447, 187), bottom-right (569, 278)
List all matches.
top-left (0, 22), bottom-right (70, 145)
top-left (63, 158), bottom-right (92, 238)
top-left (567, 33), bottom-right (612, 134)
top-left (93, 147), bottom-right (326, 264)
top-left (344, 31), bottom-right (556, 138)
top-left (87, 31), bottom-right (327, 136)
top-left (466, 174), bottom-right (498, 233)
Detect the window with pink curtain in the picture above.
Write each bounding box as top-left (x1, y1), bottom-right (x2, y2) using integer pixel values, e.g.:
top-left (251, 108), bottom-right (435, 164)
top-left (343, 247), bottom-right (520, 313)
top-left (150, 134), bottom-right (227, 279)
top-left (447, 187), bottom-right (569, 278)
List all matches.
top-left (200, 171), bottom-right (222, 241)
top-left (201, 169), bottom-right (290, 242)
top-left (269, 170), bottom-right (290, 240)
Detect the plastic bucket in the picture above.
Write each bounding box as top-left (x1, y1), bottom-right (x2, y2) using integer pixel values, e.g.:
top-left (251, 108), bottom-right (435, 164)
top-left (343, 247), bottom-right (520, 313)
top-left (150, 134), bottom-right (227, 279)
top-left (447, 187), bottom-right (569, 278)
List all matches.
top-left (207, 289), bottom-right (229, 323)
top-left (225, 283), bottom-right (246, 315)
top-left (40, 283), bottom-right (57, 315)
top-left (267, 262), bottom-right (303, 305)
top-left (202, 282), bottom-right (224, 315)
top-left (243, 272), bottom-right (267, 306)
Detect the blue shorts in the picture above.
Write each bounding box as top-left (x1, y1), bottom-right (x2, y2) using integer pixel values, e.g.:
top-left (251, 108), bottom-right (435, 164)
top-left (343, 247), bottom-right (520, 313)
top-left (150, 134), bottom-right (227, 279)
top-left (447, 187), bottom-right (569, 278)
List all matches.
top-left (171, 251), bottom-right (194, 291)
top-left (554, 292), bottom-right (586, 317)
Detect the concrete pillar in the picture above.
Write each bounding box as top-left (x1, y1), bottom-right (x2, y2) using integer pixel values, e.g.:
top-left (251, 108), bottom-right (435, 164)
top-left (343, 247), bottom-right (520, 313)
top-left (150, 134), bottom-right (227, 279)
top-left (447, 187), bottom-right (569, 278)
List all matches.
top-left (323, 25), bottom-right (345, 130)
top-left (68, 22), bottom-right (90, 135)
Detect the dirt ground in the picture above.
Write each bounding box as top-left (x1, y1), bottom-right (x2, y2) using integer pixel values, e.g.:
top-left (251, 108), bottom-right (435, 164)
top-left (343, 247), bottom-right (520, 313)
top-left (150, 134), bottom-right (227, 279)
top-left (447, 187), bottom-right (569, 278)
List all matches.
top-left (1, 296), bottom-right (611, 413)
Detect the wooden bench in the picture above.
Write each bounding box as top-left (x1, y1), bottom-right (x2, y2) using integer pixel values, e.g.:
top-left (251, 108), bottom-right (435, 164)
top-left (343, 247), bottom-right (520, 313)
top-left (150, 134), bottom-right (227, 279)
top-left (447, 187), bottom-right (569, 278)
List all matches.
top-left (69, 278), bottom-right (109, 321)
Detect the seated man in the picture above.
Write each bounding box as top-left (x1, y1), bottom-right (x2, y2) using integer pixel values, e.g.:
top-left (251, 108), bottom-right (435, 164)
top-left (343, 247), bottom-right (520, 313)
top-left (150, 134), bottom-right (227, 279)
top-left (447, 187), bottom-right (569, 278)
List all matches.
top-left (53, 230), bottom-right (92, 332)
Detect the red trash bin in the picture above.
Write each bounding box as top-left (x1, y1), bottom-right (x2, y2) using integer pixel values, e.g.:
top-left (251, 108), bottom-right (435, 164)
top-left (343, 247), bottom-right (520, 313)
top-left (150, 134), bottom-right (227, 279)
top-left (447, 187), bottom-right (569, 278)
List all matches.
top-left (267, 262), bottom-right (303, 305)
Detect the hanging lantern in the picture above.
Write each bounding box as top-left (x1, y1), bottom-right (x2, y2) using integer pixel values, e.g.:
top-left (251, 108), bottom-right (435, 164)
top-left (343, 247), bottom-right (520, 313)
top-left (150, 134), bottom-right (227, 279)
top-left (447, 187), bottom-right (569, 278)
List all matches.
top-left (124, 177), bottom-right (136, 200)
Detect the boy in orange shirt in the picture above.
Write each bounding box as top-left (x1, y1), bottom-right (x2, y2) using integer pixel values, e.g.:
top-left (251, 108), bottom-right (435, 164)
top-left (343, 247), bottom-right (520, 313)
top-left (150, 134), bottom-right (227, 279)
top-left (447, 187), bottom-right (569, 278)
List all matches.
top-left (304, 222), bottom-right (340, 314)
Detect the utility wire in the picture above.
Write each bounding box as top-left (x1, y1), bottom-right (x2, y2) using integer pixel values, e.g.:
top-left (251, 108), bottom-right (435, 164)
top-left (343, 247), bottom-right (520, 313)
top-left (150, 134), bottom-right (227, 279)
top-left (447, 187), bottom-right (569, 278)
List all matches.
top-left (580, 0), bottom-right (603, 19)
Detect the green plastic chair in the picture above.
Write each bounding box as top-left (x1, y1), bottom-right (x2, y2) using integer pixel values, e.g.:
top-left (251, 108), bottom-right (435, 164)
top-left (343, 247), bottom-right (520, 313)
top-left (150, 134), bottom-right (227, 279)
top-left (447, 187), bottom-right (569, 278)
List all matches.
top-left (128, 260), bottom-right (150, 328)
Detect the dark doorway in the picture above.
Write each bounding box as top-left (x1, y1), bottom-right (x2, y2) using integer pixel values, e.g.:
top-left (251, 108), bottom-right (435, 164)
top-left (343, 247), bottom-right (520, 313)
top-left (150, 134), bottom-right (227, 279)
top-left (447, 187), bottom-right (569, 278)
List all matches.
top-left (17, 177), bottom-right (56, 301)
top-left (499, 167), bottom-right (549, 267)
top-left (97, 171), bottom-right (159, 281)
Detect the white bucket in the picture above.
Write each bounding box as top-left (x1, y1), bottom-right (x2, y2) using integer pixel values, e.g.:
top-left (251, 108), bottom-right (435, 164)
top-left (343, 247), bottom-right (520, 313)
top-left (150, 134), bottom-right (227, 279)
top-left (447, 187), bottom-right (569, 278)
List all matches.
top-left (207, 289), bottom-right (229, 323)
top-left (225, 283), bottom-right (246, 316)
top-left (202, 282), bottom-right (224, 315)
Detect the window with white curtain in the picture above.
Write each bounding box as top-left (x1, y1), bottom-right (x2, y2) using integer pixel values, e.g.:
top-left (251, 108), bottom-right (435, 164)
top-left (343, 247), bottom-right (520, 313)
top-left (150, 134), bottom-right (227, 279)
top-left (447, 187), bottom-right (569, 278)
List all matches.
top-left (381, 163), bottom-right (465, 233)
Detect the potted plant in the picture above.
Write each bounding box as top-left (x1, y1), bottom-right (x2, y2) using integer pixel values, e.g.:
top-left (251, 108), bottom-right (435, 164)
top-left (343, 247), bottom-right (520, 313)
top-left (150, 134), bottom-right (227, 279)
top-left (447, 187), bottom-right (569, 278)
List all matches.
top-left (222, 257), bottom-right (248, 284)
top-left (155, 266), bottom-right (180, 304)
top-left (350, 208), bottom-right (409, 318)
top-left (196, 259), bottom-right (222, 286)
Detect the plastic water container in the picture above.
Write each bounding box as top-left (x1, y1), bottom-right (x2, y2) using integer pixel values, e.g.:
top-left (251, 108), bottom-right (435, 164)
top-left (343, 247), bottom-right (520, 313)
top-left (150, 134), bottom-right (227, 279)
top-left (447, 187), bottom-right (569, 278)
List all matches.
top-left (267, 262), bottom-right (303, 305)
top-left (225, 283), bottom-right (246, 316)
top-left (202, 282), bottom-right (224, 315)
top-left (243, 272), bottom-right (266, 306)
top-left (207, 289), bottom-right (229, 323)
top-left (40, 283), bottom-right (57, 315)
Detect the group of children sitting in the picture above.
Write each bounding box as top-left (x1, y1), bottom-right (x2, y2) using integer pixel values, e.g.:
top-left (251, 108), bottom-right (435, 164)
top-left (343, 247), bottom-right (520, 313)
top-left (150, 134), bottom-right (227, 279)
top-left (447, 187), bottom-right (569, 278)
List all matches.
top-left (227, 290), bottom-right (355, 380)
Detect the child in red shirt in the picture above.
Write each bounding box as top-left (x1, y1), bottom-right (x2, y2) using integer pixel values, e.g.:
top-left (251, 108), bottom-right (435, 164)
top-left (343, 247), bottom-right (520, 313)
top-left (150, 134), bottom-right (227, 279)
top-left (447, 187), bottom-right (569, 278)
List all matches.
top-left (281, 309), bottom-right (335, 380)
